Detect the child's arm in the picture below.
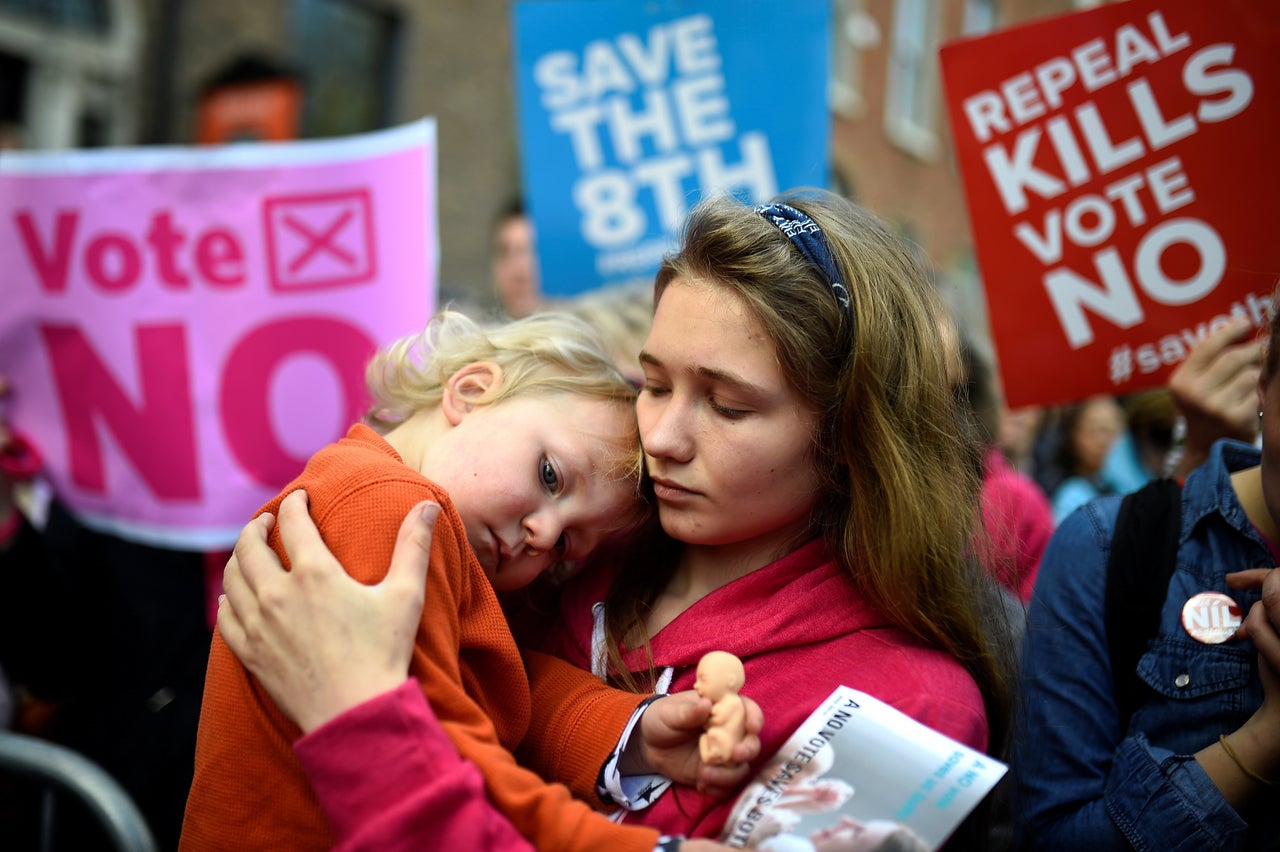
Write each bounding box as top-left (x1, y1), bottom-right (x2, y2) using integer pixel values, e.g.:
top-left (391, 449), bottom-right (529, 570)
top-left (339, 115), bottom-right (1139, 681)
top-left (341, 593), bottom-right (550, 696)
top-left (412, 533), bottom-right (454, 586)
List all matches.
top-left (224, 476), bottom-right (665, 852)
top-left (519, 651), bottom-right (763, 801)
top-left (227, 487), bottom-right (762, 806)
top-left (218, 492), bottom-right (439, 734)
top-left (223, 495), bottom-right (534, 851)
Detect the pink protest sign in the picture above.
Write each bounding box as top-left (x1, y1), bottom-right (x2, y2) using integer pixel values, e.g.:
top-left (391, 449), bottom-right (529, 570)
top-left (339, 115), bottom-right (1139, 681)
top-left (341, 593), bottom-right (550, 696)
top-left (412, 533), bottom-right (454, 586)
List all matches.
top-left (941, 0), bottom-right (1279, 408)
top-left (0, 119), bottom-right (436, 548)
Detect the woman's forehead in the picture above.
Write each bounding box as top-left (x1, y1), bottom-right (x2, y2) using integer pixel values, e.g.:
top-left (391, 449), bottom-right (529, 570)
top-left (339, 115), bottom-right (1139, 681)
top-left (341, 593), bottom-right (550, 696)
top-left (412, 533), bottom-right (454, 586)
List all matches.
top-left (651, 277), bottom-right (766, 343)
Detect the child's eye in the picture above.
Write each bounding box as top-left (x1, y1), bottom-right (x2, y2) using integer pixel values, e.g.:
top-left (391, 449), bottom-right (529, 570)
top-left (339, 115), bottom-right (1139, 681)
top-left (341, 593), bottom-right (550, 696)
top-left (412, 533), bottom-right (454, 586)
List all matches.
top-left (641, 384), bottom-right (668, 398)
top-left (540, 457), bottom-right (560, 493)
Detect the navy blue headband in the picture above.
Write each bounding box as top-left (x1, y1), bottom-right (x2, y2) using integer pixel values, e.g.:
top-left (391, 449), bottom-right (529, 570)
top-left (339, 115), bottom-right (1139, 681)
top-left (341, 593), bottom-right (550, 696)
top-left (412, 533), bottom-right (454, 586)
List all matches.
top-left (754, 202), bottom-right (853, 324)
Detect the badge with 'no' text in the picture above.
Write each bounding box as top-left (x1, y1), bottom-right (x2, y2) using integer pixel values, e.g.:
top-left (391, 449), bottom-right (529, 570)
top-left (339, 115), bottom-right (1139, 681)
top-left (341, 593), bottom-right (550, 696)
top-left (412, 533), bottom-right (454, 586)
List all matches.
top-left (1181, 592), bottom-right (1243, 644)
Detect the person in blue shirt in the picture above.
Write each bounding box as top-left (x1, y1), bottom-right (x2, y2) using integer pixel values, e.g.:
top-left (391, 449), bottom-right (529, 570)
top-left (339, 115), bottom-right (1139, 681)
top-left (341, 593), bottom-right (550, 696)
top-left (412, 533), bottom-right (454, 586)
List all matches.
top-left (1014, 302), bottom-right (1280, 848)
top-left (1048, 394), bottom-right (1125, 523)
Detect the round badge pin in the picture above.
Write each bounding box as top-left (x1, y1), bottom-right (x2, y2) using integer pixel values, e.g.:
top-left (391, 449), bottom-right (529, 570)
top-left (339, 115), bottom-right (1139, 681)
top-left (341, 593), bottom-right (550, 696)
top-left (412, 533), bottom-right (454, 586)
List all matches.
top-left (1181, 592), bottom-right (1242, 644)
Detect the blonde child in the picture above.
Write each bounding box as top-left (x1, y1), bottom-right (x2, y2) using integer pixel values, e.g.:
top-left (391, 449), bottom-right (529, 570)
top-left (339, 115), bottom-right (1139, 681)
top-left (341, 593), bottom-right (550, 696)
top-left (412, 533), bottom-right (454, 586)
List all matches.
top-left (181, 310), bottom-right (669, 852)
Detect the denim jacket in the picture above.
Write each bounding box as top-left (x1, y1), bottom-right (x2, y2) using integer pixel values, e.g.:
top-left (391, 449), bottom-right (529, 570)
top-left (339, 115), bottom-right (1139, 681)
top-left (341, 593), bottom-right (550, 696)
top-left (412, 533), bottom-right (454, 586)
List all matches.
top-left (1013, 440), bottom-right (1278, 850)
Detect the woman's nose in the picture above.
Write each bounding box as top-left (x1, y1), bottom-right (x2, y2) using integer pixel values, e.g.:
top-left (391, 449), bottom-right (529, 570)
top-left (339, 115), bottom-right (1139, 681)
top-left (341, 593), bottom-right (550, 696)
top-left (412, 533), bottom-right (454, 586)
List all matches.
top-left (641, 396), bottom-right (694, 462)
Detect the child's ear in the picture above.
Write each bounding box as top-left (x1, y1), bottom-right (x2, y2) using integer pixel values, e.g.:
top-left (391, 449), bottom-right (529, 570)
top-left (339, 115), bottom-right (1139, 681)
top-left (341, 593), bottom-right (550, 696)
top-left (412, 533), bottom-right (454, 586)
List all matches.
top-left (441, 361), bottom-right (504, 425)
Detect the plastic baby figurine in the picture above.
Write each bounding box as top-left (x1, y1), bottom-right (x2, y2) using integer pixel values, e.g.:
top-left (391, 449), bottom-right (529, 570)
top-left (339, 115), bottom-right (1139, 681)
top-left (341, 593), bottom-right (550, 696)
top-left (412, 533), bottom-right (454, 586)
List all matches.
top-left (695, 650), bottom-right (747, 766)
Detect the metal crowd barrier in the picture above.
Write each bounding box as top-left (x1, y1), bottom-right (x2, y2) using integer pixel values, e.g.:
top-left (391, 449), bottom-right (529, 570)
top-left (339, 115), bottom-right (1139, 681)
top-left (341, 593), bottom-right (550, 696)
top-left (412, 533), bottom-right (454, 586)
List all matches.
top-left (0, 730), bottom-right (158, 852)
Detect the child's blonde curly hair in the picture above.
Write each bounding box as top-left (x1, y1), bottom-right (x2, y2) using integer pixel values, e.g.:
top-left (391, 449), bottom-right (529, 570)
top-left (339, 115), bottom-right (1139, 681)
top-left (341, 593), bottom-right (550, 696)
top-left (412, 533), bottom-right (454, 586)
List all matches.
top-left (365, 309), bottom-right (645, 485)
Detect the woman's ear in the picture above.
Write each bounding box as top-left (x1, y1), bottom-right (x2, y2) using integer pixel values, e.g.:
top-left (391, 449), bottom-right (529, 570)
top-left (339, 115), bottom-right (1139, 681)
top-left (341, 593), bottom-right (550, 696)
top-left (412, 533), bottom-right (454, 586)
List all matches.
top-left (441, 361), bottom-right (504, 425)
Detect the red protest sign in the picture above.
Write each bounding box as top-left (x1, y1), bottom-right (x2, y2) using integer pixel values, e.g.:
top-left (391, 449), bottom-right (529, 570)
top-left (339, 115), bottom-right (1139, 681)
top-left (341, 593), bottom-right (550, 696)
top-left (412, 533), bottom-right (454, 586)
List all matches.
top-left (941, 0), bottom-right (1279, 408)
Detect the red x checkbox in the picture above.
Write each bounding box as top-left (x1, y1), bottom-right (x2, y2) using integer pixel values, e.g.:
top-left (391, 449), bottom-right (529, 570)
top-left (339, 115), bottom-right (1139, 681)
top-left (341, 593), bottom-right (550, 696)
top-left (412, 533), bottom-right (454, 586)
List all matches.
top-left (262, 188), bottom-right (377, 291)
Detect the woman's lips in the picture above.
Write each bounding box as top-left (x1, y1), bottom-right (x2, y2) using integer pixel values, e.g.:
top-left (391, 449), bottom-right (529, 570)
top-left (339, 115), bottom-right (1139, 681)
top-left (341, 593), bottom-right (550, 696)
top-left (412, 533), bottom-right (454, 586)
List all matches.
top-left (650, 477), bottom-right (697, 501)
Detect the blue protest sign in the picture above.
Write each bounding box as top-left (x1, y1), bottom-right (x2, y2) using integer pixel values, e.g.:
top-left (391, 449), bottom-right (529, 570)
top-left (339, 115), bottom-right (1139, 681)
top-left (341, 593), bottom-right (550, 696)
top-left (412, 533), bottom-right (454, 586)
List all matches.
top-left (512, 0), bottom-right (832, 296)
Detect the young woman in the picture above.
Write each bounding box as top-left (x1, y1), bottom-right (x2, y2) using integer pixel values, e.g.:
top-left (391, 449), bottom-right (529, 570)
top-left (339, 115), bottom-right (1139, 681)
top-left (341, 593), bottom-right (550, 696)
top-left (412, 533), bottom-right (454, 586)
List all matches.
top-left (521, 191), bottom-right (1012, 838)
top-left (218, 189), bottom-right (1016, 846)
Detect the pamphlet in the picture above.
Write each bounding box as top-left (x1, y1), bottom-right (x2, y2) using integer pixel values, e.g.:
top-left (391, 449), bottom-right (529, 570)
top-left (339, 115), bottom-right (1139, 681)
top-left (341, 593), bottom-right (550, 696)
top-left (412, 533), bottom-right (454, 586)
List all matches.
top-left (720, 686), bottom-right (1006, 850)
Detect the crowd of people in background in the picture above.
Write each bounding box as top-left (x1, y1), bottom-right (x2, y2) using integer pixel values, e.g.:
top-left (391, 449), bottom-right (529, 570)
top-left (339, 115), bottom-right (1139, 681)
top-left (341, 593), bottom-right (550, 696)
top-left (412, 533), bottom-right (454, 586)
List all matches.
top-left (0, 184), bottom-right (1276, 852)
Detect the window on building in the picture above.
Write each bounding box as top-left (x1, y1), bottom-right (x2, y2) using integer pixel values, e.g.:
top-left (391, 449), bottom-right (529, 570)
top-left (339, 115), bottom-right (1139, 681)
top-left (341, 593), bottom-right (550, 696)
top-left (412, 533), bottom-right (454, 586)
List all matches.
top-left (77, 109), bottom-right (107, 147)
top-left (884, 0), bottom-right (939, 160)
top-left (291, 0), bottom-right (398, 138)
top-left (0, 0), bottom-right (137, 148)
top-left (831, 0), bottom-right (880, 118)
top-left (0, 52), bottom-right (27, 129)
top-left (0, 0), bottom-right (109, 34)
top-left (962, 0), bottom-right (996, 35)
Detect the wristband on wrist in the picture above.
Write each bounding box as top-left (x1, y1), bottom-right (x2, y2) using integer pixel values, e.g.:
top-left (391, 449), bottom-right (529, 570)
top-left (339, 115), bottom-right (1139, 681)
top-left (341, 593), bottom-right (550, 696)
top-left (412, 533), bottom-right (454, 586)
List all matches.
top-left (1219, 733), bottom-right (1277, 786)
top-left (597, 694), bottom-right (665, 803)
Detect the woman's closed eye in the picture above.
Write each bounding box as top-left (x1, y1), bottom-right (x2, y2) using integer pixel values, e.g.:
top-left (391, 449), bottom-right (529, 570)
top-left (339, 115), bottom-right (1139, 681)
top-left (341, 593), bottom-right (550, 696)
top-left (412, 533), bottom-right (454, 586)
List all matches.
top-left (709, 396), bottom-right (750, 419)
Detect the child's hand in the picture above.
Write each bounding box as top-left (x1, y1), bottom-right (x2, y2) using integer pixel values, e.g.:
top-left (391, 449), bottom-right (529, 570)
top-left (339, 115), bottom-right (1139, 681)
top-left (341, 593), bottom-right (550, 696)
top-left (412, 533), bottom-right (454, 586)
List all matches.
top-left (218, 491), bottom-right (440, 733)
top-left (631, 689), bottom-right (763, 797)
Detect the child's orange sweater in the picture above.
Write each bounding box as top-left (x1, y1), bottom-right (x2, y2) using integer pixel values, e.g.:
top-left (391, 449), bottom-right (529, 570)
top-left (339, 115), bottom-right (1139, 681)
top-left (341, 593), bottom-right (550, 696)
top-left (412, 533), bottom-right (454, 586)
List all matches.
top-left (181, 424), bottom-right (659, 852)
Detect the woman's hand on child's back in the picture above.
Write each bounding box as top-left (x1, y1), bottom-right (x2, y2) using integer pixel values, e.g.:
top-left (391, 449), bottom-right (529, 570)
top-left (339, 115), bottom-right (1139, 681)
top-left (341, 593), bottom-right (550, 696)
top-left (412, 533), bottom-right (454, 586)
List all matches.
top-left (630, 688), bottom-right (763, 797)
top-left (218, 490), bottom-right (441, 733)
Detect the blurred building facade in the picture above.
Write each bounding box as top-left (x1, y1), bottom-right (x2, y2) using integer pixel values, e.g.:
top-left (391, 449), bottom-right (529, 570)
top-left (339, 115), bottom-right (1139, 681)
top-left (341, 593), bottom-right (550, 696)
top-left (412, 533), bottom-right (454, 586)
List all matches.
top-left (830, 0), bottom-right (1099, 341)
top-left (0, 0), bottom-right (1095, 319)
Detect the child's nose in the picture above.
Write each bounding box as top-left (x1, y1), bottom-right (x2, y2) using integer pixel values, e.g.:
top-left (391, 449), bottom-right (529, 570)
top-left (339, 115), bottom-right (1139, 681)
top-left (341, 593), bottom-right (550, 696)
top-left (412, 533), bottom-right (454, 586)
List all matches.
top-left (522, 509), bottom-right (564, 554)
